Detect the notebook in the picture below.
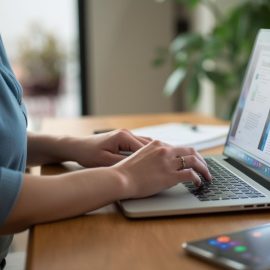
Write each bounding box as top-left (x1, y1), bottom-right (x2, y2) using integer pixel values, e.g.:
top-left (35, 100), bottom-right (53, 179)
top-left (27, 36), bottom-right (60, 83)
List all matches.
top-left (118, 29), bottom-right (270, 218)
top-left (131, 123), bottom-right (229, 151)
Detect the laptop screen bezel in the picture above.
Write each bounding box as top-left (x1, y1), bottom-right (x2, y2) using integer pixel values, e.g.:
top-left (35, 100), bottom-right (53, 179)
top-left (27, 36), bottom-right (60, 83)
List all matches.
top-left (223, 29), bottom-right (270, 184)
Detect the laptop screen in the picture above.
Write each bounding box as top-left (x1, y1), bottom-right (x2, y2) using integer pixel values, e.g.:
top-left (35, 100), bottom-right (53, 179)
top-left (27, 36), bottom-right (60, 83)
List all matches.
top-left (224, 29), bottom-right (270, 181)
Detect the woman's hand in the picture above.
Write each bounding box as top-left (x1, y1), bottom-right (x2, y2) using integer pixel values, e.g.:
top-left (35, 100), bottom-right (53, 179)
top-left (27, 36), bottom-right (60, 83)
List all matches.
top-left (113, 140), bottom-right (212, 199)
top-left (9, 134), bottom-right (211, 233)
top-left (73, 129), bottom-right (151, 168)
top-left (27, 130), bottom-right (150, 167)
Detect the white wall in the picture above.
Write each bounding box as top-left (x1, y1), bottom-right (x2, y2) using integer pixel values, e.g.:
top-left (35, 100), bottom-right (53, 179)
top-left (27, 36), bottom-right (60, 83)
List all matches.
top-left (87, 0), bottom-right (174, 115)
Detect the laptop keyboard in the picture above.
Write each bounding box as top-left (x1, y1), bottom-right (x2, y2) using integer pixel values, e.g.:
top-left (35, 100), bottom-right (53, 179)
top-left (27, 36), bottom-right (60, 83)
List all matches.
top-left (183, 158), bottom-right (265, 201)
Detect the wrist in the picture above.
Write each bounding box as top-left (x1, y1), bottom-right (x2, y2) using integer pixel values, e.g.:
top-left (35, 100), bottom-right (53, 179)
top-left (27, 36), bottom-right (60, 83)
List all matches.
top-left (27, 133), bottom-right (82, 166)
top-left (64, 166), bottom-right (130, 206)
top-left (110, 165), bottom-right (133, 200)
top-left (54, 136), bottom-right (82, 162)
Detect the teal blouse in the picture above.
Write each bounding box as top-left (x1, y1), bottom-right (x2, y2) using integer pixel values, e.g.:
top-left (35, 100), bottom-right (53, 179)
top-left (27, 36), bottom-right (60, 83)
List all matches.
top-left (0, 36), bottom-right (27, 261)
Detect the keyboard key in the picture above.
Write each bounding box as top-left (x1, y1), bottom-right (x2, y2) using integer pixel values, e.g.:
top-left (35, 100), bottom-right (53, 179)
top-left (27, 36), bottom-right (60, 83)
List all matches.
top-left (183, 158), bottom-right (265, 202)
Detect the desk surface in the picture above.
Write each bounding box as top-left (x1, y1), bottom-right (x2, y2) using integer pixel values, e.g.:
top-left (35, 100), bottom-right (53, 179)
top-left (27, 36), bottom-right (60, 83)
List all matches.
top-left (26, 113), bottom-right (270, 270)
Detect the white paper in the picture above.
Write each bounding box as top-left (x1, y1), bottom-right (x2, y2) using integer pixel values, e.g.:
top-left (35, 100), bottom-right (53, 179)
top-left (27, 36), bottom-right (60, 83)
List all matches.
top-left (131, 123), bottom-right (229, 150)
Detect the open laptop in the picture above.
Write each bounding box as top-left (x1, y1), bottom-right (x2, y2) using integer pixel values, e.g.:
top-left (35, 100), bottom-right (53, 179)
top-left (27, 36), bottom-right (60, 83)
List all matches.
top-left (118, 29), bottom-right (270, 218)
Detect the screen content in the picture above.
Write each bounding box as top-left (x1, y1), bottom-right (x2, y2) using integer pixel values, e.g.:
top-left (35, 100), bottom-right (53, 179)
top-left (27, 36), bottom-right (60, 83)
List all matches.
top-left (225, 40), bottom-right (270, 179)
top-left (190, 223), bottom-right (270, 269)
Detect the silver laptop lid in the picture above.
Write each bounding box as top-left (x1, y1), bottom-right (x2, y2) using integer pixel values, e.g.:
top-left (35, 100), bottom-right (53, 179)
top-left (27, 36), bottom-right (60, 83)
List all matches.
top-left (224, 29), bottom-right (270, 182)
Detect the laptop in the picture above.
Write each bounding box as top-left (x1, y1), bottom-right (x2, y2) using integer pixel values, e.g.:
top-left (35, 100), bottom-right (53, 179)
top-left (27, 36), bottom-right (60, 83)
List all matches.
top-left (118, 29), bottom-right (270, 218)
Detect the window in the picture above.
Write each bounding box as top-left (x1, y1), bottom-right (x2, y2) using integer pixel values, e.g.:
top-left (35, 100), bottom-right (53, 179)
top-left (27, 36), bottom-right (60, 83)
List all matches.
top-left (0, 0), bottom-right (81, 129)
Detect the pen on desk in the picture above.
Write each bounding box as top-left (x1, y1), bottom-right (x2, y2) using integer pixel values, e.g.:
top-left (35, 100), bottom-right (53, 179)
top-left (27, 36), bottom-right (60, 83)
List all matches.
top-left (191, 125), bottom-right (199, 132)
top-left (182, 122), bottom-right (200, 132)
top-left (93, 129), bottom-right (115, 134)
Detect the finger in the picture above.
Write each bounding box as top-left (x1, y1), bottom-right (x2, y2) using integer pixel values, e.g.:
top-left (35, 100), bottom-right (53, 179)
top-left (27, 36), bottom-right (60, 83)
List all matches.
top-left (175, 147), bottom-right (207, 166)
top-left (174, 155), bottom-right (211, 181)
top-left (139, 135), bottom-right (153, 141)
top-left (118, 132), bottom-right (145, 152)
top-left (103, 152), bottom-right (127, 166)
top-left (135, 135), bottom-right (152, 145)
top-left (177, 168), bottom-right (202, 187)
top-left (195, 152), bottom-right (207, 166)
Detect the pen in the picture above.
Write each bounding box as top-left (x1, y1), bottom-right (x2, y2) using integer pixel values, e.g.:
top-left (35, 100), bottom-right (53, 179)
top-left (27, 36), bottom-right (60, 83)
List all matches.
top-left (191, 125), bottom-right (199, 132)
top-left (182, 122), bottom-right (199, 132)
top-left (93, 129), bottom-right (115, 134)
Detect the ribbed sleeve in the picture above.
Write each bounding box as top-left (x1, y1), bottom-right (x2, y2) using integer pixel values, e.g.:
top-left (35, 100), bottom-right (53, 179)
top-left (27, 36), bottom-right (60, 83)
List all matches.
top-left (0, 167), bottom-right (23, 225)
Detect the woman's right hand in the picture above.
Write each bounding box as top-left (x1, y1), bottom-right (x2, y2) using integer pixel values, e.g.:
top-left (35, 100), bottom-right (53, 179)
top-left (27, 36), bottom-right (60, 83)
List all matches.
top-left (114, 140), bottom-right (212, 199)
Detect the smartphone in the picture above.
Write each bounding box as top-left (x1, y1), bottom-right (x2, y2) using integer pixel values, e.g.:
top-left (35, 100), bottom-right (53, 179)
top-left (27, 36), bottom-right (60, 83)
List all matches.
top-left (182, 223), bottom-right (270, 270)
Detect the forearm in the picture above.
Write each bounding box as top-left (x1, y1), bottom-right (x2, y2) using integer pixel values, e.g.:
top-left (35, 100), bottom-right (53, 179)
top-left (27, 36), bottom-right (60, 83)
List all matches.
top-left (27, 132), bottom-right (80, 166)
top-left (0, 167), bottom-right (125, 234)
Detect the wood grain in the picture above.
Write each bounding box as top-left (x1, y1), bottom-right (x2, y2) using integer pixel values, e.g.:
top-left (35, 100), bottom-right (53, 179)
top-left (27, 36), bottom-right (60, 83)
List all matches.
top-left (26, 113), bottom-right (269, 270)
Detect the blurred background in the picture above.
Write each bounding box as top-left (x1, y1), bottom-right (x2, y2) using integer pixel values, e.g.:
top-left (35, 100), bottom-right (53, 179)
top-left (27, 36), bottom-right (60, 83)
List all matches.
top-left (2, 0), bottom-right (270, 128)
top-left (1, 0), bottom-right (81, 131)
top-left (1, 0), bottom-right (270, 268)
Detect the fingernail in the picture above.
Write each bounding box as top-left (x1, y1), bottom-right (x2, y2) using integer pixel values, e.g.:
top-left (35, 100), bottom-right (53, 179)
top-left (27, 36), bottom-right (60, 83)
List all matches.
top-left (196, 181), bottom-right (202, 187)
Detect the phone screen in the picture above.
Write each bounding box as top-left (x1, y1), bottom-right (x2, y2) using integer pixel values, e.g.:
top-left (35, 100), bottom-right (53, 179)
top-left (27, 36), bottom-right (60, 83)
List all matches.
top-left (183, 223), bottom-right (270, 270)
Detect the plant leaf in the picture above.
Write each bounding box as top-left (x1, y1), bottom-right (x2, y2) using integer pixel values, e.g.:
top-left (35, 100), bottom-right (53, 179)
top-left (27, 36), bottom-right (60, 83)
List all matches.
top-left (174, 0), bottom-right (200, 8)
top-left (204, 70), bottom-right (227, 89)
top-left (170, 33), bottom-right (203, 54)
top-left (164, 68), bottom-right (186, 96)
top-left (188, 75), bottom-right (200, 105)
top-left (152, 47), bottom-right (168, 67)
top-left (152, 57), bottom-right (166, 67)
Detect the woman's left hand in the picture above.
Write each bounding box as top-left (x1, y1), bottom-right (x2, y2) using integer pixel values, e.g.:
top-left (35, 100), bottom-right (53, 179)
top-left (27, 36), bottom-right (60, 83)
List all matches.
top-left (73, 129), bottom-right (151, 167)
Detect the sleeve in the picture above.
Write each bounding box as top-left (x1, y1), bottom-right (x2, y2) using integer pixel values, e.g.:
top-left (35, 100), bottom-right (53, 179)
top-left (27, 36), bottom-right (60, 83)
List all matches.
top-left (0, 37), bottom-right (13, 71)
top-left (0, 167), bottom-right (23, 225)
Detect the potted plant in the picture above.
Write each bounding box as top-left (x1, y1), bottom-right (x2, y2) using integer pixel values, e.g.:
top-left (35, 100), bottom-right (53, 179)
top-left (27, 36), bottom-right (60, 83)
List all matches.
top-left (16, 23), bottom-right (65, 97)
top-left (155, 0), bottom-right (270, 119)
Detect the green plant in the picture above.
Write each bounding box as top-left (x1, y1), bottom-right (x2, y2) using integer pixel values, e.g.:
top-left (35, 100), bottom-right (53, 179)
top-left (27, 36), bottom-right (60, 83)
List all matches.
top-left (156, 0), bottom-right (270, 119)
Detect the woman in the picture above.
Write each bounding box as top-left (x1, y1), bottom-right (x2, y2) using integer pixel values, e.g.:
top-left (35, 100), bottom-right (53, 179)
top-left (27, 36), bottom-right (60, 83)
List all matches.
top-left (0, 36), bottom-right (211, 268)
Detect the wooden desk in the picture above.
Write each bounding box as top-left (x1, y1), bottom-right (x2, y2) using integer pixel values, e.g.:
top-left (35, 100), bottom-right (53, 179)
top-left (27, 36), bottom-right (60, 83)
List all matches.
top-left (26, 113), bottom-right (270, 270)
